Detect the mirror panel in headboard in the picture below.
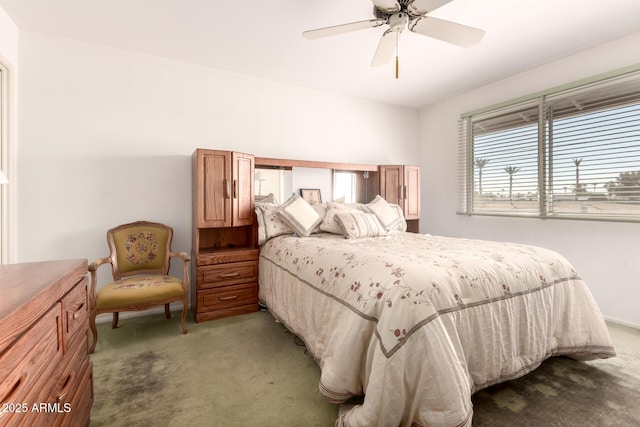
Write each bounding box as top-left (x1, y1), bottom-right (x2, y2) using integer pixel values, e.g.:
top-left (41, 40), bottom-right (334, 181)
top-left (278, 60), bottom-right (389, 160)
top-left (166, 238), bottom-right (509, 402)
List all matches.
top-left (254, 167), bottom-right (292, 204)
top-left (255, 157), bottom-right (378, 204)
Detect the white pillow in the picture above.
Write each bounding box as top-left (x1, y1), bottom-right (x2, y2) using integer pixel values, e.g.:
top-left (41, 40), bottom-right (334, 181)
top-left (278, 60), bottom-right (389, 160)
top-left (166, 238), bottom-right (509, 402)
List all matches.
top-left (365, 195), bottom-right (404, 231)
top-left (276, 194), bottom-right (323, 237)
top-left (255, 204), bottom-right (292, 245)
top-left (320, 202), bottom-right (365, 234)
top-left (335, 213), bottom-right (388, 239)
top-left (255, 193), bottom-right (278, 205)
top-left (388, 204), bottom-right (407, 232)
top-left (311, 203), bottom-right (327, 234)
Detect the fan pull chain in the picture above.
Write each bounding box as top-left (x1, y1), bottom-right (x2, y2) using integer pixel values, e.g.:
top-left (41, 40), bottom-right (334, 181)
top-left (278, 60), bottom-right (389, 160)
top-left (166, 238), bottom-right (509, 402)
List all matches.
top-left (395, 32), bottom-right (399, 79)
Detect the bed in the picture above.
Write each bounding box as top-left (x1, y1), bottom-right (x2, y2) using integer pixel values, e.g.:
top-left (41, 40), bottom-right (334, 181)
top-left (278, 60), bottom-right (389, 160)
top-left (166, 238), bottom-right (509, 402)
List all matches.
top-left (256, 197), bottom-right (615, 427)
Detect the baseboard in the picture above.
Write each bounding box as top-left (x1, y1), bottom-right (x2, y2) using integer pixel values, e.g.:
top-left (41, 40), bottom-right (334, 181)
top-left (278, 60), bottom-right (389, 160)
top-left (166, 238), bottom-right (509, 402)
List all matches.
top-left (604, 316), bottom-right (640, 331)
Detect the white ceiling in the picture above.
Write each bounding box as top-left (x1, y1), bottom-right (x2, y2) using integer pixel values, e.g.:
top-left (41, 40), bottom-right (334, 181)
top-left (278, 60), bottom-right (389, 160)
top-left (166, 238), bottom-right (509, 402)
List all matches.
top-left (1, 0), bottom-right (640, 109)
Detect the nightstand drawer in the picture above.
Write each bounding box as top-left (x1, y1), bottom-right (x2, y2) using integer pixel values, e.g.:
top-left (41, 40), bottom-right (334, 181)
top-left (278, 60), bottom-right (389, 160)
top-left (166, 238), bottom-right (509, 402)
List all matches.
top-left (197, 283), bottom-right (257, 311)
top-left (197, 261), bottom-right (258, 289)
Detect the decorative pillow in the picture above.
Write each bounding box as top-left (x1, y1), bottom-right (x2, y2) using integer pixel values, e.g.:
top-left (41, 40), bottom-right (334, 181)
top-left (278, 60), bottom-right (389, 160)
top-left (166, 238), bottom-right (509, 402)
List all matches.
top-left (319, 202), bottom-right (365, 234)
top-left (388, 203), bottom-right (408, 232)
top-left (364, 195), bottom-right (404, 231)
top-left (311, 203), bottom-right (327, 234)
top-left (334, 213), bottom-right (387, 239)
top-left (275, 194), bottom-right (323, 237)
top-left (255, 204), bottom-right (292, 245)
top-left (255, 193), bottom-right (279, 205)
top-left (346, 202), bottom-right (366, 210)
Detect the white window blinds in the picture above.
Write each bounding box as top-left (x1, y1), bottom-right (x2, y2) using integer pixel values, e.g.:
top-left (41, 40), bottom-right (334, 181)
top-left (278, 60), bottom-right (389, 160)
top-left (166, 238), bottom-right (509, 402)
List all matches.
top-left (545, 73), bottom-right (640, 219)
top-left (459, 67), bottom-right (640, 222)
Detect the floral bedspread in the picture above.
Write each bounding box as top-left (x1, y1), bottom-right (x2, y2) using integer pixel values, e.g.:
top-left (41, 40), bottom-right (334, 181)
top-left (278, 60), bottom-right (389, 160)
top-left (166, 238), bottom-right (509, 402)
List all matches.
top-left (258, 232), bottom-right (615, 427)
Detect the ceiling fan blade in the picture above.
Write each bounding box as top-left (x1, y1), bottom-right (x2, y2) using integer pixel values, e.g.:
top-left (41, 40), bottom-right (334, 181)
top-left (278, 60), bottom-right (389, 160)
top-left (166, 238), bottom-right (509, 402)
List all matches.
top-left (303, 19), bottom-right (385, 39)
top-left (409, 16), bottom-right (484, 47)
top-left (371, 0), bottom-right (401, 14)
top-left (371, 30), bottom-right (397, 67)
top-left (407, 0), bottom-right (453, 16)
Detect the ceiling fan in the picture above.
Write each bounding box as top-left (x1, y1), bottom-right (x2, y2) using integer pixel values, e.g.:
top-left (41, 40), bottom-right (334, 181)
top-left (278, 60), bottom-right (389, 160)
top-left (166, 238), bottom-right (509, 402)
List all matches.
top-left (303, 0), bottom-right (484, 78)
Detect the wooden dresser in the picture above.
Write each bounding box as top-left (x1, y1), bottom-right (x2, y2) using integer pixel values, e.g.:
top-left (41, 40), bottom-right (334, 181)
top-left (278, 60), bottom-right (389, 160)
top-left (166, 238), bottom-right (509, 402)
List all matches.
top-left (0, 259), bottom-right (93, 426)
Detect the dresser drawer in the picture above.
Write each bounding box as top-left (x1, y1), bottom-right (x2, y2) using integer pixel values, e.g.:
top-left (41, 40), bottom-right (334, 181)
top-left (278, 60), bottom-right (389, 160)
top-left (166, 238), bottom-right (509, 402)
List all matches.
top-left (197, 283), bottom-right (258, 311)
top-left (197, 261), bottom-right (258, 289)
top-left (0, 305), bottom-right (62, 426)
top-left (59, 361), bottom-right (92, 427)
top-left (61, 277), bottom-right (88, 354)
top-left (49, 334), bottom-right (89, 406)
top-left (53, 358), bottom-right (93, 427)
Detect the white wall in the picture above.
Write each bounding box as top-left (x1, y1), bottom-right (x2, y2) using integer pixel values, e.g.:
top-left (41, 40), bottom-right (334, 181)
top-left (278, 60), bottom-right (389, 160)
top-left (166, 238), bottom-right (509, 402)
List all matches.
top-left (418, 32), bottom-right (640, 328)
top-left (15, 31), bottom-right (418, 272)
top-left (0, 5), bottom-right (17, 264)
top-left (0, 6), bottom-right (17, 64)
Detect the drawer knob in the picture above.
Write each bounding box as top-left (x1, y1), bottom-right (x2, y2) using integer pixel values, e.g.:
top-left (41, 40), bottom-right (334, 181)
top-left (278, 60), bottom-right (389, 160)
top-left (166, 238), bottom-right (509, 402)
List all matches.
top-left (219, 295), bottom-right (239, 301)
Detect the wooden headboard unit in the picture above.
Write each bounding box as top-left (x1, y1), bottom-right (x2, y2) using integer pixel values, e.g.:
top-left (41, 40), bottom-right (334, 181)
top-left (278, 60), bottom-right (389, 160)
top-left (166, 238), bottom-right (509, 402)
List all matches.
top-left (254, 155), bottom-right (419, 233)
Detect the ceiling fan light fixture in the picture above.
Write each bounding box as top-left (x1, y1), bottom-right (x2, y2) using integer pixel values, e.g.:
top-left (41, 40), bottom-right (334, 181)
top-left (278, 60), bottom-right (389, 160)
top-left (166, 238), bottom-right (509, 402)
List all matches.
top-left (407, 0), bottom-right (454, 16)
top-left (371, 0), bottom-right (402, 14)
top-left (387, 12), bottom-right (408, 32)
top-left (303, 0), bottom-right (484, 74)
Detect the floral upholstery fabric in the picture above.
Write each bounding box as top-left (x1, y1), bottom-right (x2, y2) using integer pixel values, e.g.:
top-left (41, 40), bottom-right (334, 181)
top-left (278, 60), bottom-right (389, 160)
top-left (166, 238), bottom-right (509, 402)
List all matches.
top-left (124, 232), bottom-right (159, 264)
top-left (111, 226), bottom-right (170, 273)
top-left (96, 275), bottom-right (184, 309)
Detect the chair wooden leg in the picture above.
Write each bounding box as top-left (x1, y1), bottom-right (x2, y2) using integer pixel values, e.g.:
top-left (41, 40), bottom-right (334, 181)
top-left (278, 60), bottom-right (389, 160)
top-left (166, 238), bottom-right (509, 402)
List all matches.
top-left (111, 312), bottom-right (119, 329)
top-left (180, 298), bottom-right (188, 334)
top-left (89, 309), bottom-right (98, 354)
top-left (165, 303), bottom-right (171, 319)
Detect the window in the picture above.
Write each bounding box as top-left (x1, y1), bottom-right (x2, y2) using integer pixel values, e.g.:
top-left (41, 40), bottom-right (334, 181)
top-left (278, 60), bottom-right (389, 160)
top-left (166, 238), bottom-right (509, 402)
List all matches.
top-left (459, 67), bottom-right (640, 222)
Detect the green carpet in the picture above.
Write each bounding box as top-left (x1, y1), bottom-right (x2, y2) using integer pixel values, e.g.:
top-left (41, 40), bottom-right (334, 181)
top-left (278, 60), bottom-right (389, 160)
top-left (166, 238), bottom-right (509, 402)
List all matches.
top-left (472, 321), bottom-right (640, 427)
top-left (90, 310), bottom-right (337, 426)
top-left (90, 310), bottom-right (640, 426)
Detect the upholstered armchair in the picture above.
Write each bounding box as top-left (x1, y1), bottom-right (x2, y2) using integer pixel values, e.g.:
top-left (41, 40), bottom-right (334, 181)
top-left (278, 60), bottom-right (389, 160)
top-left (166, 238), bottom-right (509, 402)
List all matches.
top-left (88, 221), bottom-right (190, 353)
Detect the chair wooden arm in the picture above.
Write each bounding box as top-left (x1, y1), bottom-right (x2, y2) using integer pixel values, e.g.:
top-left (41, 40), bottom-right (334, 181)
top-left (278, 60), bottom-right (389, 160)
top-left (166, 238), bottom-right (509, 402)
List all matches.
top-left (169, 251), bottom-right (191, 292)
top-left (88, 257), bottom-right (111, 298)
top-left (169, 251), bottom-right (191, 262)
top-left (88, 256), bottom-right (111, 271)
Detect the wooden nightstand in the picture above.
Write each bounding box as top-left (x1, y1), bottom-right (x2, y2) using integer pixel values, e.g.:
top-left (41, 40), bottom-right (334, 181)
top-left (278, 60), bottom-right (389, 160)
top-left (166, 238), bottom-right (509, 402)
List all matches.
top-left (193, 248), bottom-right (259, 322)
